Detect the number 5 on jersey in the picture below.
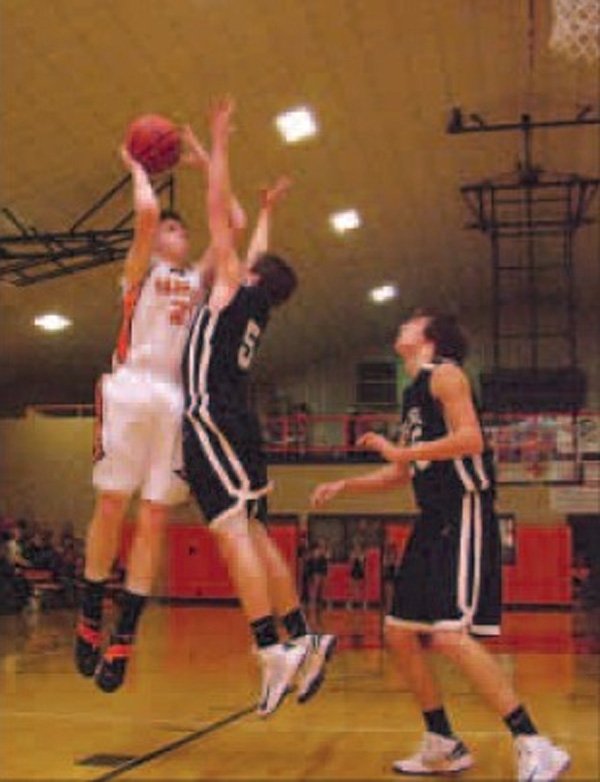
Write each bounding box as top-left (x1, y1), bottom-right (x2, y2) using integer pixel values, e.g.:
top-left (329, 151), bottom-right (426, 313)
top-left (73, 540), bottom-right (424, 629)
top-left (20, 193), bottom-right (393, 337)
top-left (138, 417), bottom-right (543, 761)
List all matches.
top-left (238, 319), bottom-right (261, 370)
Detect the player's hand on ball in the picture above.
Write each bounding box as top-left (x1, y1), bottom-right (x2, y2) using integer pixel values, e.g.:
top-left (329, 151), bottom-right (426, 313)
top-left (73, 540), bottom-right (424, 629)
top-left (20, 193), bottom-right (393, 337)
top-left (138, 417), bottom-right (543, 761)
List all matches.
top-left (120, 145), bottom-right (143, 173)
top-left (310, 480), bottom-right (346, 508)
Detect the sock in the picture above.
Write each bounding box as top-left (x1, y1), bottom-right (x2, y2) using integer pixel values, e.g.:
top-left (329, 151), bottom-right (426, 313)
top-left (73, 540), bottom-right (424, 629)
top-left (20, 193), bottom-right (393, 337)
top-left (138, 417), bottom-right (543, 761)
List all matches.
top-left (423, 707), bottom-right (454, 738)
top-left (504, 705), bottom-right (538, 737)
top-left (281, 607), bottom-right (310, 639)
top-left (250, 615), bottom-right (279, 649)
top-left (81, 578), bottom-right (107, 626)
top-left (114, 590), bottom-right (148, 639)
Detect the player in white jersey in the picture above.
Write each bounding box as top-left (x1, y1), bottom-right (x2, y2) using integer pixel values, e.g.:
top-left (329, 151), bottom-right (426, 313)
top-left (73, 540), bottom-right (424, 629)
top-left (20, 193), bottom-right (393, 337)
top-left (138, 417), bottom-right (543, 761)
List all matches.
top-left (75, 145), bottom-right (205, 692)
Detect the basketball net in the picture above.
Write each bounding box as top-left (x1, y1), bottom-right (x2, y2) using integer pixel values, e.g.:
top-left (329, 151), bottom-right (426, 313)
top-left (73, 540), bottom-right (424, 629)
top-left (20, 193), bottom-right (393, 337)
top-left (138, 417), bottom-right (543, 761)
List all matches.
top-left (549, 0), bottom-right (600, 64)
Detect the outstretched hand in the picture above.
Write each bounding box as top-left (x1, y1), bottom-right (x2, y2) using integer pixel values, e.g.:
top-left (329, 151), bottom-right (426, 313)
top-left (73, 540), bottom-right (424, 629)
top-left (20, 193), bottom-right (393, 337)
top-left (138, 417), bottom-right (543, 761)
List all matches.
top-left (310, 479), bottom-right (346, 508)
top-left (180, 124), bottom-right (210, 169)
top-left (260, 176), bottom-right (292, 210)
top-left (209, 96), bottom-right (235, 140)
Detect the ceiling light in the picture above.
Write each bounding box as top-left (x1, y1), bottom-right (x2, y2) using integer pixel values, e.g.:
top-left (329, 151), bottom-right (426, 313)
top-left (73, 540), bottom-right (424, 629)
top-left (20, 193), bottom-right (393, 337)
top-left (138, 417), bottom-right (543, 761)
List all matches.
top-left (275, 106), bottom-right (318, 143)
top-left (330, 209), bottom-right (361, 234)
top-left (34, 313), bottom-right (72, 332)
top-left (368, 284), bottom-right (398, 304)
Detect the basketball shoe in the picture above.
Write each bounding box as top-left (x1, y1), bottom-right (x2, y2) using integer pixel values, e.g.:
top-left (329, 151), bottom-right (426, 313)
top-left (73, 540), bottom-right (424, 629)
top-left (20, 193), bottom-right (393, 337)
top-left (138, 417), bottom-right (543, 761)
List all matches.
top-left (392, 732), bottom-right (474, 775)
top-left (94, 634), bottom-right (134, 693)
top-left (295, 633), bottom-right (337, 703)
top-left (256, 642), bottom-right (307, 717)
top-left (515, 735), bottom-right (570, 781)
top-left (74, 617), bottom-right (102, 678)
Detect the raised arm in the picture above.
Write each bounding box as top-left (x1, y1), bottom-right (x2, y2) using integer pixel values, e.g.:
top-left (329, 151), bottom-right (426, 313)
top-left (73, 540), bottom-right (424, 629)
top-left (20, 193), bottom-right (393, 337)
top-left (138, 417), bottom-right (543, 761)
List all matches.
top-left (205, 98), bottom-right (244, 309)
top-left (181, 122), bottom-right (247, 236)
top-left (121, 147), bottom-right (160, 287)
top-left (245, 176), bottom-right (292, 269)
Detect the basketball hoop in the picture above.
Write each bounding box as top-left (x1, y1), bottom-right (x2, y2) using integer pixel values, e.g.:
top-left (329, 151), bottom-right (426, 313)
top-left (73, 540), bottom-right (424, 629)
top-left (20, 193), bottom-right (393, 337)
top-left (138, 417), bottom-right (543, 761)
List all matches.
top-left (549, 0), bottom-right (600, 64)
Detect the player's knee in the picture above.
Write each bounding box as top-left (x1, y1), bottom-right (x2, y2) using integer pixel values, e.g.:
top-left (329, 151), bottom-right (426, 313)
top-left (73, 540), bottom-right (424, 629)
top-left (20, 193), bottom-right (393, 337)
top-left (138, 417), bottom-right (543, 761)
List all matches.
top-left (96, 491), bottom-right (129, 523)
top-left (210, 510), bottom-right (249, 541)
top-left (386, 624), bottom-right (418, 654)
top-left (138, 500), bottom-right (170, 528)
top-left (429, 630), bottom-right (465, 655)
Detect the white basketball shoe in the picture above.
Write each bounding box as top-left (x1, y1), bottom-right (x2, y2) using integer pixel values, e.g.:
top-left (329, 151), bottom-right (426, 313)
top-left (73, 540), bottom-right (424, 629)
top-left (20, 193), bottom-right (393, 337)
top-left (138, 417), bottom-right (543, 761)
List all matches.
top-left (515, 735), bottom-right (570, 781)
top-left (256, 642), bottom-right (307, 717)
top-left (295, 633), bottom-right (337, 703)
top-left (392, 732), bottom-right (474, 775)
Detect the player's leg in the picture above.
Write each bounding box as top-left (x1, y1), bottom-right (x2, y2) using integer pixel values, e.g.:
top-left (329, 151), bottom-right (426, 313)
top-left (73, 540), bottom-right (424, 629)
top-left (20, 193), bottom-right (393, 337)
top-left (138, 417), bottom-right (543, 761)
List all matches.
top-left (427, 491), bottom-right (569, 780)
top-left (95, 391), bottom-right (183, 692)
top-left (386, 624), bottom-right (473, 776)
top-left (211, 510), bottom-right (307, 716)
top-left (78, 372), bottom-right (149, 677)
top-left (430, 630), bottom-right (569, 778)
top-left (386, 508), bottom-right (474, 776)
top-left (248, 516), bottom-right (336, 704)
top-left (75, 490), bottom-right (129, 678)
top-left (213, 511), bottom-right (273, 620)
top-left (95, 500), bottom-right (169, 693)
top-left (387, 626), bottom-right (444, 712)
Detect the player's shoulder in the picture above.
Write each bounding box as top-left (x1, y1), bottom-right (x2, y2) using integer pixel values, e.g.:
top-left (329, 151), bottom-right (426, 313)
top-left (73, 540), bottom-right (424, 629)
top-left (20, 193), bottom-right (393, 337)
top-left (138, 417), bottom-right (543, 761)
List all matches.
top-left (238, 282), bottom-right (271, 312)
top-left (430, 360), bottom-right (471, 395)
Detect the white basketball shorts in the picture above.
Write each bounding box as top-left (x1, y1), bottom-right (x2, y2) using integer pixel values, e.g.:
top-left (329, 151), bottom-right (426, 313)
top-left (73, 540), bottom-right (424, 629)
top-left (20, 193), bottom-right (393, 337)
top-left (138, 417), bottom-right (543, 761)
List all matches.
top-left (93, 368), bottom-right (189, 505)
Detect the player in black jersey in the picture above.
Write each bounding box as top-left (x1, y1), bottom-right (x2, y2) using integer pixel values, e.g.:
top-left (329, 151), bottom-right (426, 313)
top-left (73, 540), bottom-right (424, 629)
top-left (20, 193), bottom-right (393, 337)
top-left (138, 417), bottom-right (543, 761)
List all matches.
top-left (311, 311), bottom-right (569, 781)
top-left (182, 98), bottom-right (335, 718)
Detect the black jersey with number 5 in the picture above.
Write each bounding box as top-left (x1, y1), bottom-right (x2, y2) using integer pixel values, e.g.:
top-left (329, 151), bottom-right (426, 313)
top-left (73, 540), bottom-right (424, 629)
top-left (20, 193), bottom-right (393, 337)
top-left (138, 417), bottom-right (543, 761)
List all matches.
top-left (183, 284), bottom-right (270, 418)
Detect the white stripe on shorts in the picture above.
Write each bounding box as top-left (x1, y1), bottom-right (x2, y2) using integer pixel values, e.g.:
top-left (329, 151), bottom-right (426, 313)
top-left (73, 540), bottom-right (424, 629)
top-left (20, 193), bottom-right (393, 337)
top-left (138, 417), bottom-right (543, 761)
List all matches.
top-left (456, 492), bottom-right (483, 623)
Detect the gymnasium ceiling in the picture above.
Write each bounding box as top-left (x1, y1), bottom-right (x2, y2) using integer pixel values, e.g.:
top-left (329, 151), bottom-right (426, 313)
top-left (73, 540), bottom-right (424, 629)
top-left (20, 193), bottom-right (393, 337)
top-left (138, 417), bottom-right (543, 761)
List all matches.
top-left (1, 0), bottom-right (598, 412)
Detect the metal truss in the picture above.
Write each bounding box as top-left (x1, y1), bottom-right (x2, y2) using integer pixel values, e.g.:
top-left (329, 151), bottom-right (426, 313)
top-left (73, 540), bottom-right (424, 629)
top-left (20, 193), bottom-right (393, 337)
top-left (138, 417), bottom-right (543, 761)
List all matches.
top-left (0, 173), bottom-right (176, 286)
top-left (448, 108), bottom-right (600, 372)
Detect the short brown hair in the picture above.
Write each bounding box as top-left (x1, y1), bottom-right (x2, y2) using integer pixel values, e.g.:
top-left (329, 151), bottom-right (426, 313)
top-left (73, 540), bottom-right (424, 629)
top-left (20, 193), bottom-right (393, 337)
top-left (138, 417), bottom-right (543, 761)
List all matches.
top-left (413, 308), bottom-right (469, 365)
top-left (253, 253), bottom-right (298, 307)
top-left (159, 209), bottom-right (186, 226)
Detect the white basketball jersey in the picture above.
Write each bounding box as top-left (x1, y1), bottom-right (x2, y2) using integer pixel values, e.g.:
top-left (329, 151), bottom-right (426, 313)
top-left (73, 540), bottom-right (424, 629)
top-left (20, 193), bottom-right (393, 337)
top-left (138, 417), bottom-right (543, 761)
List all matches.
top-left (114, 259), bottom-right (203, 382)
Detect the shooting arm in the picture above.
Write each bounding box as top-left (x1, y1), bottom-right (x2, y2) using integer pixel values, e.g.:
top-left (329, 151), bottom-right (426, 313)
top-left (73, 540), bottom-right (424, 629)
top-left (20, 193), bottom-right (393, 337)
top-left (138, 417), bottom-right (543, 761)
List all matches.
top-left (122, 149), bottom-right (159, 287)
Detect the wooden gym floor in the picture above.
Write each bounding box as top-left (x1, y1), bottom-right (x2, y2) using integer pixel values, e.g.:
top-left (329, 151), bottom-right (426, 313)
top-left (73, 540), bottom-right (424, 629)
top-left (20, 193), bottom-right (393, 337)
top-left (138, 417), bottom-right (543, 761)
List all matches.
top-left (1, 604), bottom-right (598, 781)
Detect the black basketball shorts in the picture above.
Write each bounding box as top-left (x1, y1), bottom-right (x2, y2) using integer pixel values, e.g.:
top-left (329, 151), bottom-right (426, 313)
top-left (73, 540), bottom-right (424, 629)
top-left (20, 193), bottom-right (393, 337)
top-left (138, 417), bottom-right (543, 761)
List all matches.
top-left (386, 490), bottom-right (502, 636)
top-left (182, 408), bottom-right (270, 528)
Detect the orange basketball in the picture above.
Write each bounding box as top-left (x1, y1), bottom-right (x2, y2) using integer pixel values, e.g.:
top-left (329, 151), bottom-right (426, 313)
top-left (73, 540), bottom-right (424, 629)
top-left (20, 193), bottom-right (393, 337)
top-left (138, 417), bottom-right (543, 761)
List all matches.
top-left (125, 114), bottom-right (181, 174)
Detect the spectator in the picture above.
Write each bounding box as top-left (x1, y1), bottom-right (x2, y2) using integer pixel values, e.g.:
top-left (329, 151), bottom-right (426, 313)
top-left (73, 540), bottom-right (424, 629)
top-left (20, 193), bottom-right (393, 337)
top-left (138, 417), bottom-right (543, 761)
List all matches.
top-left (56, 538), bottom-right (80, 607)
top-left (305, 538), bottom-right (331, 624)
top-left (24, 529), bottom-right (58, 571)
top-left (382, 542), bottom-right (400, 615)
top-left (348, 538), bottom-right (368, 610)
top-left (291, 402), bottom-right (311, 456)
top-left (6, 522), bottom-right (31, 568)
top-left (0, 533), bottom-right (33, 614)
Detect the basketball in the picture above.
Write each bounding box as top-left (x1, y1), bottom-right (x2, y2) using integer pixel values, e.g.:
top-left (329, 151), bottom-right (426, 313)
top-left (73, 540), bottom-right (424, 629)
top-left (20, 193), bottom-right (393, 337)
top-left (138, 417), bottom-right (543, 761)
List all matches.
top-left (125, 114), bottom-right (181, 174)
